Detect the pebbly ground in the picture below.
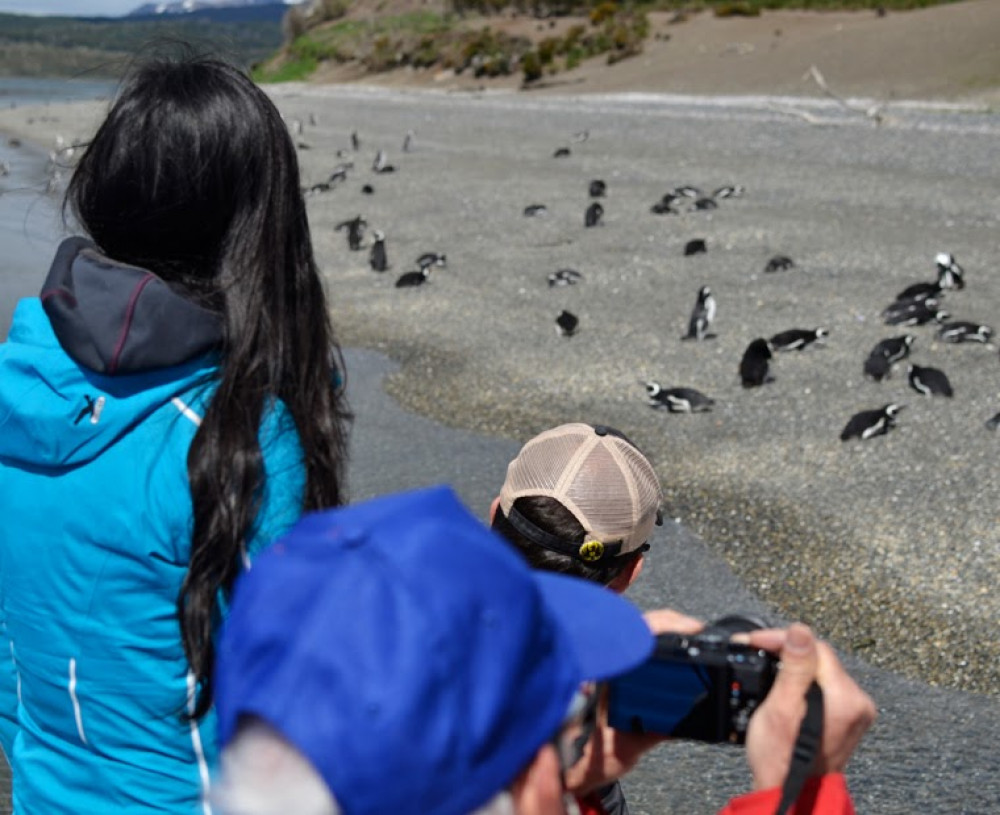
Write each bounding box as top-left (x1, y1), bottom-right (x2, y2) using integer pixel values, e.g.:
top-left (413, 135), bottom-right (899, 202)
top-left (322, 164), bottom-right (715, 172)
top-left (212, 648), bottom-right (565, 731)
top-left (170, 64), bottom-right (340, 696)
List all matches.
top-left (258, 85), bottom-right (1000, 697)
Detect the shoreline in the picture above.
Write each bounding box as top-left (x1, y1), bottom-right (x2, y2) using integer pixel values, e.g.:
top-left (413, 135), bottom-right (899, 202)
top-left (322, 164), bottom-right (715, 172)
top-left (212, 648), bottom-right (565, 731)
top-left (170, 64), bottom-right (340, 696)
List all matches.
top-left (2, 82), bottom-right (998, 697)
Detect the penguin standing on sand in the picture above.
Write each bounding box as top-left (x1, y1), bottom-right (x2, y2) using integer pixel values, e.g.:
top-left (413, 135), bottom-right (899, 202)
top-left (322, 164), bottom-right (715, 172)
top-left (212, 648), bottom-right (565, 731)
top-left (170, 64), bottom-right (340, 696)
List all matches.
top-left (740, 338), bottom-right (773, 387)
top-left (585, 203), bottom-right (603, 228)
top-left (335, 216), bottom-right (367, 251)
top-left (369, 230), bottom-right (388, 272)
top-left (908, 364), bottom-right (953, 397)
top-left (841, 404), bottom-right (904, 441)
top-left (556, 310), bottom-right (579, 337)
top-left (936, 252), bottom-right (965, 290)
top-left (589, 179), bottom-right (606, 198)
top-left (643, 382), bottom-right (714, 413)
top-left (683, 286), bottom-right (716, 340)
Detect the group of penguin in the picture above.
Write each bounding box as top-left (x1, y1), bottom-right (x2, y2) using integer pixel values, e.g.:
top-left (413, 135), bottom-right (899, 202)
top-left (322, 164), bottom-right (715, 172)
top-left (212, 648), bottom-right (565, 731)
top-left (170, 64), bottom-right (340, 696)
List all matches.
top-left (664, 250), bottom-right (993, 442)
top-left (308, 118), bottom-right (996, 444)
top-left (321, 129), bottom-right (451, 289)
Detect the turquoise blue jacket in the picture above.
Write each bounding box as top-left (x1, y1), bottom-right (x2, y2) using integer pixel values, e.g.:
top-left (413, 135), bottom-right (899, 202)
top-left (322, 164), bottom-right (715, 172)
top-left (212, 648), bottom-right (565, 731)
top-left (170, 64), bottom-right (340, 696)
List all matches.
top-left (0, 239), bottom-right (306, 813)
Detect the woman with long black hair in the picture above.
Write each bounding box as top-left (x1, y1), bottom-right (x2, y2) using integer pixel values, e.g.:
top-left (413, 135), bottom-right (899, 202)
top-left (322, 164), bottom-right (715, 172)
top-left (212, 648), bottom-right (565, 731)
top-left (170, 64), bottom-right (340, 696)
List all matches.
top-left (0, 53), bottom-right (350, 812)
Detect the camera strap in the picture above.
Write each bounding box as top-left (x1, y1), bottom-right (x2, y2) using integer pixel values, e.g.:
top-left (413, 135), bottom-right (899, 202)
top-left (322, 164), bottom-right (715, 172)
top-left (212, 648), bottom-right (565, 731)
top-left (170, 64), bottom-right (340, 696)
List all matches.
top-left (774, 681), bottom-right (824, 815)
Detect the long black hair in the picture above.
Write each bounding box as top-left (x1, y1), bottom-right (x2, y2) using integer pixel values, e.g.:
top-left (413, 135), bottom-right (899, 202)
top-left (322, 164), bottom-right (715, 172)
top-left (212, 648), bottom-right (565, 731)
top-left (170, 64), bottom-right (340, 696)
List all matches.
top-left (65, 52), bottom-right (351, 719)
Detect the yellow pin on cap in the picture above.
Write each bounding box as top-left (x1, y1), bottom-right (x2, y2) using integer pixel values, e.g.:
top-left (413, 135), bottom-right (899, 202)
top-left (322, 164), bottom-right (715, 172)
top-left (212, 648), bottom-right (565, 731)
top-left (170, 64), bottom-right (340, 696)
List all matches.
top-left (578, 539), bottom-right (605, 562)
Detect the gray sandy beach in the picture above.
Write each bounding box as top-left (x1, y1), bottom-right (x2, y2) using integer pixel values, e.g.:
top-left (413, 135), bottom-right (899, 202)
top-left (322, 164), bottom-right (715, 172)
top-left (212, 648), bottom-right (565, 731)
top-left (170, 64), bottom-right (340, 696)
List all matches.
top-left (1, 85), bottom-right (999, 812)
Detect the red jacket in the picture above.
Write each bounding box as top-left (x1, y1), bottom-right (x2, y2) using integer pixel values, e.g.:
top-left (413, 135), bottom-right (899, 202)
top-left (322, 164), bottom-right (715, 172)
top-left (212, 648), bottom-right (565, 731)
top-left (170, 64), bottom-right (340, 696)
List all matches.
top-left (577, 774), bottom-right (854, 815)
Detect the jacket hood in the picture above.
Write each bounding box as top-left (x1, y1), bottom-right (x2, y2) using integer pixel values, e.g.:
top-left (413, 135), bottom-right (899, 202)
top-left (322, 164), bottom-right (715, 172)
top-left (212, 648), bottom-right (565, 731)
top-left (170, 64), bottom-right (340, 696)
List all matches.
top-left (41, 236), bottom-right (222, 375)
top-left (0, 239), bottom-right (222, 468)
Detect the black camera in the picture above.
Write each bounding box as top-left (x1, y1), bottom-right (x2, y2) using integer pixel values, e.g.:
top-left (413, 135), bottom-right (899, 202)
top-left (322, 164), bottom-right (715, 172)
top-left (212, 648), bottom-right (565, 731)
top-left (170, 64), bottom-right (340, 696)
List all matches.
top-left (606, 614), bottom-right (778, 745)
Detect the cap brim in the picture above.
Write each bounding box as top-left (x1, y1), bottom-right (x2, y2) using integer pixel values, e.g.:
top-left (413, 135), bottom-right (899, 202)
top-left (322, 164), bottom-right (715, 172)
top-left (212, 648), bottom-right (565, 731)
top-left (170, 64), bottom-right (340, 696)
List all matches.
top-left (532, 572), bottom-right (653, 681)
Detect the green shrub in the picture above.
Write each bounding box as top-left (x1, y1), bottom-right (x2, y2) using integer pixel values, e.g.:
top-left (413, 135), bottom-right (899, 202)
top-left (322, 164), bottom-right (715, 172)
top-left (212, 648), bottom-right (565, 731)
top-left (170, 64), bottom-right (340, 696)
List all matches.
top-left (522, 50), bottom-right (543, 82)
top-left (366, 35), bottom-right (400, 71)
top-left (714, 2), bottom-right (761, 17)
top-left (565, 45), bottom-right (583, 70)
top-left (537, 36), bottom-right (559, 64)
top-left (589, 1), bottom-right (618, 25)
top-left (253, 55), bottom-right (317, 83)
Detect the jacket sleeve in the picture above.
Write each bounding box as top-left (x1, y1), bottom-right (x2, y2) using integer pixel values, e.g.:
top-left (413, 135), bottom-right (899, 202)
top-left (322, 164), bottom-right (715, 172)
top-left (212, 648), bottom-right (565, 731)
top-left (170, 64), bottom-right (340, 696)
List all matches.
top-left (717, 774), bottom-right (855, 815)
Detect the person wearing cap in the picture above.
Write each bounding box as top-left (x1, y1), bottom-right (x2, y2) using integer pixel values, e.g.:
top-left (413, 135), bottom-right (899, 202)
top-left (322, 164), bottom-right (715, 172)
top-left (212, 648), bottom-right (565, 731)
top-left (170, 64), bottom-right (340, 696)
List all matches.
top-left (489, 422), bottom-right (661, 590)
top-left (488, 423), bottom-right (663, 814)
top-left (210, 486), bottom-right (873, 815)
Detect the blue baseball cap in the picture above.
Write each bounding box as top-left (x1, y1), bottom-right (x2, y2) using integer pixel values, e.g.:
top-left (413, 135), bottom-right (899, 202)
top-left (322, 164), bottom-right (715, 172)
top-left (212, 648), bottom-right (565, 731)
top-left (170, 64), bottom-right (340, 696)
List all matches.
top-left (215, 485), bottom-right (653, 815)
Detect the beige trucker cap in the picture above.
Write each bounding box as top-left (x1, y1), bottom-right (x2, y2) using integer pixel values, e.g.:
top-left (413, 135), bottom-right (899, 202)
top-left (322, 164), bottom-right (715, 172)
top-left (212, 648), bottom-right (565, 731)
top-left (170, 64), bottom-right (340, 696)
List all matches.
top-left (498, 423), bottom-right (663, 560)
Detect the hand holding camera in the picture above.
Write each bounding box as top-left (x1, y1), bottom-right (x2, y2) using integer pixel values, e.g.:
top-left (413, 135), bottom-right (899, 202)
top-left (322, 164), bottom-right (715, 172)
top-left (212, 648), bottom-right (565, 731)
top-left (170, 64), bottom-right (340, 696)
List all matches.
top-left (741, 623), bottom-right (877, 791)
top-left (567, 610), bottom-right (876, 801)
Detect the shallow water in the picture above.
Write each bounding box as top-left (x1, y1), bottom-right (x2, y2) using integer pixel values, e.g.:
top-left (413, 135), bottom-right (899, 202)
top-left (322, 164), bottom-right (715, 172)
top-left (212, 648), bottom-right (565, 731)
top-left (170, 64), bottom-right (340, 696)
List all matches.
top-left (0, 77), bottom-right (110, 339)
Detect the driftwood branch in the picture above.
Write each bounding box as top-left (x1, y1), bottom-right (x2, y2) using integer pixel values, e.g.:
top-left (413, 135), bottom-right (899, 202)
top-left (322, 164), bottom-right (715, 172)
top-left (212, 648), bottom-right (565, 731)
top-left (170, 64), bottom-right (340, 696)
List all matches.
top-left (807, 65), bottom-right (888, 125)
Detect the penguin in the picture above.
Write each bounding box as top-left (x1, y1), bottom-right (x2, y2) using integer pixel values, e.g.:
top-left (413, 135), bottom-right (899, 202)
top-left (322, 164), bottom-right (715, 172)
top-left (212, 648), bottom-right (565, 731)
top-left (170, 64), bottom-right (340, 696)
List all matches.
top-left (935, 252), bottom-right (965, 290)
top-left (764, 255), bottom-right (795, 273)
top-left (328, 163), bottom-right (352, 184)
top-left (402, 130), bottom-right (414, 153)
top-left (556, 310), bottom-right (579, 337)
top-left (372, 150), bottom-right (395, 173)
top-left (684, 239), bottom-right (707, 256)
top-left (683, 285), bottom-right (716, 340)
top-left (572, 130), bottom-right (590, 143)
top-left (416, 252), bottom-right (447, 270)
top-left (643, 382), bottom-right (715, 413)
top-left (351, 130), bottom-right (360, 151)
top-left (908, 364), bottom-right (953, 397)
top-left (588, 179), bottom-right (606, 198)
top-left (548, 269), bottom-right (583, 287)
top-left (895, 279), bottom-right (945, 302)
top-left (395, 268), bottom-right (430, 288)
top-left (674, 185), bottom-right (702, 199)
top-left (769, 327), bottom-right (829, 352)
top-left (884, 302), bottom-right (949, 327)
top-left (335, 216), bottom-right (367, 251)
top-left (650, 195), bottom-right (680, 215)
top-left (712, 184), bottom-right (744, 199)
top-left (863, 353), bottom-right (892, 382)
top-left (985, 411), bottom-right (1000, 431)
top-left (523, 204), bottom-right (549, 217)
top-left (938, 322), bottom-right (994, 344)
top-left (553, 147), bottom-right (571, 158)
top-left (693, 197), bottom-right (717, 211)
top-left (369, 230), bottom-right (388, 272)
top-left (870, 335), bottom-right (915, 363)
top-left (840, 404), bottom-right (904, 441)
top-left (584, 202), bottom-right (603, 228)
top-left (361, 184), bottom-right (375, 195)
top-left (882, 296), bottom-right (937, 321)
top-left (308, 112), bottom-right (318, 127)
top-left (739, 338), bottom-right (773, 387)
top-left (305, 182), bottom-right (331, 195)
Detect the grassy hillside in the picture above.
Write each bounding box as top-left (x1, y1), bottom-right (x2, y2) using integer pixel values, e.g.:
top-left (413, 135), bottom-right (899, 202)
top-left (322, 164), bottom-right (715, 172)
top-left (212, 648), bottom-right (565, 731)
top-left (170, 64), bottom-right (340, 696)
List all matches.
top-left (0, 10), bottom-right (284, 78)
top-left (260, 0), bottom-right (963, 85)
